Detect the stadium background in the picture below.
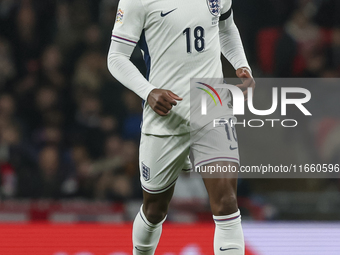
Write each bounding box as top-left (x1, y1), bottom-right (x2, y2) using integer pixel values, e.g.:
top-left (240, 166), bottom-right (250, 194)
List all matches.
top-left (0, 0), bottom-right (340, 254)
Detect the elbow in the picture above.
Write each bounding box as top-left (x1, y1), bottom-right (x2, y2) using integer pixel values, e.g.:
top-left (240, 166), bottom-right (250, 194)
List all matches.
top-left (107, 52), bottom-right (119, 76)
top-left (107, 52), bottom-right (126, 73)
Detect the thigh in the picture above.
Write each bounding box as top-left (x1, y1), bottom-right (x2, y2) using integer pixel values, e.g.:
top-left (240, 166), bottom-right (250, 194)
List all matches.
top-left (202, 162), bottom-right (238, 198)
top-left (190, 116), bottom-right (240, 215)
top-left (191, 115), bottom-right (239, 168)
top-left (139, 133), bottom-right (190, 194)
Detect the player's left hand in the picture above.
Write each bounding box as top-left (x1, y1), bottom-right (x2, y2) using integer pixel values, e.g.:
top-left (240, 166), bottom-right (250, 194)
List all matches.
top-left (236, 67), bottom-right (255, 101)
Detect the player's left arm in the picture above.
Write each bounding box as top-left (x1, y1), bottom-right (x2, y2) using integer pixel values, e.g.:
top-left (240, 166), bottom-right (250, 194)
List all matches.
top-left (219, 1), bottom-right (255, 99)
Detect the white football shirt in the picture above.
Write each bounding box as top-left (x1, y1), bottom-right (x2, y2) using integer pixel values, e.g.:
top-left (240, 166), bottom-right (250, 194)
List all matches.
top-left (112, 0), bottom-right (233, 135)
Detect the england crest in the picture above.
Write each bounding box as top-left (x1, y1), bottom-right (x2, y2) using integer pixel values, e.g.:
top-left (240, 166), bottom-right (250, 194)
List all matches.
top-left (142, 162), bottom-right (150, 181)
top-left (207, 0), bottom-right (221, 16)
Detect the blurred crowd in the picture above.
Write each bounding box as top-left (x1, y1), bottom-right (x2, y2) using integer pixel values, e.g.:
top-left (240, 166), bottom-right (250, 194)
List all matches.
top-left (0, 0), bottom-right (340, 202)
top-left (0, 0), bottom-right (145, 200)
top-left (233, 0), bottom-right (340, 77)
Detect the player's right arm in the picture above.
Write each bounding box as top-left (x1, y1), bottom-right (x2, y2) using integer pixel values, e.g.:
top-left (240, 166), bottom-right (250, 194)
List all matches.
top-left (107, 0), bottom-right (181, 116)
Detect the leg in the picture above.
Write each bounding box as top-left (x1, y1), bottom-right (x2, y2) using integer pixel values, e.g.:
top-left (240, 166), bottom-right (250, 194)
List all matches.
top-left (132, 185), bottom-right (175, 255)
top-left (135, 132), bottom-right (189, 254)
top-left (142, 185), bottom-right (175, 224)
top-left (203, 161), bottom-right (238, 216)
top-left (203, 161), bottom-right (244, 255)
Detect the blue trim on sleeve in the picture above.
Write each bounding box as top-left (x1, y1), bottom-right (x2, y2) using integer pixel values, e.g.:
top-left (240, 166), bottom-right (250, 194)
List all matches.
top-left (138, 30), bottom-right (151, 81)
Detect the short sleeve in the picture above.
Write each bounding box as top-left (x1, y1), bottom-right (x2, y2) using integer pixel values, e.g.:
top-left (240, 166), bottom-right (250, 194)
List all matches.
top-left (220, 0), bottom-right (232, 21)
top-left (112, 0), bottom-right (146, 46)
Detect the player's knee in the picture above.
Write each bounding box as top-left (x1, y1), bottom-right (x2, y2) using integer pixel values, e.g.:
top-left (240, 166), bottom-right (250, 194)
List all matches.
top-left (212, 194), bottom-right (238, 216)
top-left (143, 205), bottom-right (167, 224)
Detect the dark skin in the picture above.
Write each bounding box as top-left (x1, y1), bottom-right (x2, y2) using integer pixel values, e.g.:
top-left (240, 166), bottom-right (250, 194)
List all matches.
top-left (236, 67), bottom-right (255, 100)
top-left (142, 162), bottom-right (239, 224)
top-left (147, 89), bottom-right (183, 116)
top-left (143, 67), bottom-right (254, 224)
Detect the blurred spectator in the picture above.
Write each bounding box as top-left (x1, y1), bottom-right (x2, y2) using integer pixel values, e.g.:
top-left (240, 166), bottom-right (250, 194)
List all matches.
top-left (37, 145), bottom-right (63, 198)
top-left (73, 95), bottom-right (106, 158)
top-left (40, 45), bottom-right (66, 90)
top-left (91, 136), bottom-right (142, 200)
top-left (73, 51), bottom-right (106, 93)
top-left (12, 3), bottom-right (42, 76)
top-left (0, 122), bottom-right (20, 199)
top-left (0, 38), bottom-right (16, 88)
top-left (91, 134), bottom-right (123, 178)
top-left (0, 94), bottom-right (15, 121)
top-left (274, 7), bottom-right (322, 77)
top-left (62, 144), bottom-right (94, 199)
top-left (122, 91), bottom-right (143, 141)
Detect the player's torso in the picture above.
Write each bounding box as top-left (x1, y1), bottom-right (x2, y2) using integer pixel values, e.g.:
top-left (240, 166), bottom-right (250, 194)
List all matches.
top-left (140, 0), bottom-right (228, 135)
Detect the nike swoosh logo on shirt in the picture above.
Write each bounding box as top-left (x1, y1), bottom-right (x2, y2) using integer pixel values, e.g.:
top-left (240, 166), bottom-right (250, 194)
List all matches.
top-left (230, 145), bottom-right (238, 150)
top-left (160, 8), bottom-right (177, 17)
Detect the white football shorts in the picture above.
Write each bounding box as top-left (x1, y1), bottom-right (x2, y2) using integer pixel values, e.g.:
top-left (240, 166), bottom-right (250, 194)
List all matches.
top-left (139, 116), bottom-right (239, 194)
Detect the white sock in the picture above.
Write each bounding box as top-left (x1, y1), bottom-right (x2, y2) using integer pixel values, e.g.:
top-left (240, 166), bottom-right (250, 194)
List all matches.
top-left (132, 205), bottom-right (166, 255)
top-left (213, 209), bottom-right (245, 255)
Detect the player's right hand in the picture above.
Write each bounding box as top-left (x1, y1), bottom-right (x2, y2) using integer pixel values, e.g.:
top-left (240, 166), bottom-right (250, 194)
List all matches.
top-left (147, 89), bottom-right (183, 116)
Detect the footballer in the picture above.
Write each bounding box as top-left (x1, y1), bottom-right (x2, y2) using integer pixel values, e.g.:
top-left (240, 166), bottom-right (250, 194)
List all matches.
top-left (107, 0), bottom-right (255, 254)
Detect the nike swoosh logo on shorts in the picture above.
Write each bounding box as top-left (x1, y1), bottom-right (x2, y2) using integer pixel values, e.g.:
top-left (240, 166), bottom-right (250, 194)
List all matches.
top-left (160, 8), bottom-right (177, 17)
top-left (230, 145), bottom-right (238, 150)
